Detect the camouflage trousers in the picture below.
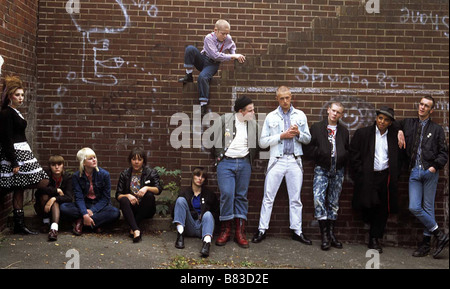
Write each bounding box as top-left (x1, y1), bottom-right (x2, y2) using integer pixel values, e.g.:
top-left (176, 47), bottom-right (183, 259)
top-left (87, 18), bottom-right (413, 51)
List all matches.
top-left (312, 164), bottom-right (344, 221)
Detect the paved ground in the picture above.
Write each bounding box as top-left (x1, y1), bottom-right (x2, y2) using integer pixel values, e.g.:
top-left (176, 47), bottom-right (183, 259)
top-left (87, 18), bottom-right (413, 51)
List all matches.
top-left (0, 228), bottom-right (448, 270)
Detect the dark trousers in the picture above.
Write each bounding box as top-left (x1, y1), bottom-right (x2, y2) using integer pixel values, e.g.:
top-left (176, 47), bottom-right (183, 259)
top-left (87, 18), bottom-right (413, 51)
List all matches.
top-left (118, 193), bottom-right (156, 231)
top-left (362, 170), bottom-right (389, 238)
top-left (184, 45), bottom-right (220, 103)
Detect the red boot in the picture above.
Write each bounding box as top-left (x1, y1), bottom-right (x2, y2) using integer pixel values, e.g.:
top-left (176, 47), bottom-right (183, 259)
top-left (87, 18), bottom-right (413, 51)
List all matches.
top-left (234, 218), bottom-right (249, 248)
top-left (215, 220), bottom-right (232, 246)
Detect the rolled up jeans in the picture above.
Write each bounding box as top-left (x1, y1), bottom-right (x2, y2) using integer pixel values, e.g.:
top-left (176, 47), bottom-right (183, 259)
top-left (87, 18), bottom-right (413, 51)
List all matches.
top-left (172, 197), bottom-right (214, 239)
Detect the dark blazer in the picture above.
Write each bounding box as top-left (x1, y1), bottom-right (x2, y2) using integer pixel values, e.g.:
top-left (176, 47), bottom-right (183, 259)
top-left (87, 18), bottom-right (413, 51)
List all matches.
top-left (349, 123), bottom-right (403, 213)
top-left (0, 106), bottom-right (28, 168)
top-left (35, 168), bottom-right (74, 204)
top-left (115, 166), bottom-right (163, 200)
top-left (398, 118), bottom-right (448, 171)
top-left (304, 119), bottom-right (349, 170)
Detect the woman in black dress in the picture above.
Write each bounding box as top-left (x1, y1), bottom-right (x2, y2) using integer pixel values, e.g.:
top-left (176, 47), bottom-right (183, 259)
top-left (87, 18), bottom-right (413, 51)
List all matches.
top-left (0, 75), bottom-right (49, 234)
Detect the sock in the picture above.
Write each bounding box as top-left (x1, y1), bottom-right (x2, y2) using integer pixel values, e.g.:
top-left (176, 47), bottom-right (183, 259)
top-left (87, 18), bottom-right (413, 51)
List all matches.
top-left (186, 69), bottom-right (193, 74)
top-left (203, 235), bottom-right (211, 243)
top-left (43, 218), bottom-right (50, 224)
top-left (259, 229), bottom-right (265, 234)
top-left (50, 223), bottom-right (58, 231)
top-left (294, 229), bottom-right (302, 236)
top-left (200, 101), bottom-right (208, 106)
top-left (177, 224), bottom-right (184, 234)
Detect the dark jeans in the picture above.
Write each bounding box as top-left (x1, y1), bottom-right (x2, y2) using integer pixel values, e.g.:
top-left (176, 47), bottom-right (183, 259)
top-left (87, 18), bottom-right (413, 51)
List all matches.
top-left (60, 200), bottom-right (120, 229)
top-left (118, 193), bottom-right (156, 231)
top-left (184, 45), bottom-right (220, 103)
top-left (362, 170), bottom-right (389, 238)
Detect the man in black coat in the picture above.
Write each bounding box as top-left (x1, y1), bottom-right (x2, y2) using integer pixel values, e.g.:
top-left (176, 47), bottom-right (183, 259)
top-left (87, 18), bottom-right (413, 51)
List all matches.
top-left (350, 106), bottom-right (402, 253)
top-left (304, 102), bottom-right (349, 250)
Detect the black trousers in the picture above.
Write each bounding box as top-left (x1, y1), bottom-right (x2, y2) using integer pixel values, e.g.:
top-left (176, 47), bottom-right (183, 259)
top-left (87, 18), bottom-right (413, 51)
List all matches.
top-left (362, 170), bottom-right (389, 239)
top-left (119, 193), bottom-right (156, 231)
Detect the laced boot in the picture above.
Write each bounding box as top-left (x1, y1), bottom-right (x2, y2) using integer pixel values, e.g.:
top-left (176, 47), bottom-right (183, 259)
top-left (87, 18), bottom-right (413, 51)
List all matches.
top-left (13, 209), bottom-right (38, 235)
top-left (215, 220), bottom-right (232, 246)
top-left (412, 235), bottom-right (431, 257)
top-left (328, 220), bottom-right (343, 249)
top-left (234, 218), bottom-right (249, 248)
top-left (432, 229), bottom-right (449, 259)
top-left (318, 220), bottom-right (330, 250)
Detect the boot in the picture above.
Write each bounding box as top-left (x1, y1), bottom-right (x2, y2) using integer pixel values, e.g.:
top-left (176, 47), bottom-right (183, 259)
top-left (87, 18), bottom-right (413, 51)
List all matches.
top-left (328, 220), bottom-right (343, 249)
top-left (178, 73), bottom-right (193, 83)
top-left (13, 209), bottom-right (38, 235)
top-left (318, 220), bottom-right (330, 250)
top-left (432, 229), bottom-right (449, 259)
top-left (215, 220), bottom-right (232, 246)
top-left (412, 235), bottom-right (431, 257)
top-left (234, 218), bottom-right (249, 248)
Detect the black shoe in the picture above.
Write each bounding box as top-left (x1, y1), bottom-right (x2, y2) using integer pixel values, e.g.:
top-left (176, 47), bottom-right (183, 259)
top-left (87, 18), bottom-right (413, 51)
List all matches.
top-left (292, 232), bottom-right (312, 245)
top-left (368, 238), bottom-right (383, 253)
top-left (412, 236), bottom-right (431, 257)
top-left (133, 231), bottom-right (142, 243)
top-left (251, 231), bottom-right (266, 243)
top-left (175, 233), bottom-right (185, 249)
top-left (200, 242), bottom-right (210, 257)
top-left (432, 229), bottom-right (449, 259)
top-left (178, 73), bottom-right (193, 83)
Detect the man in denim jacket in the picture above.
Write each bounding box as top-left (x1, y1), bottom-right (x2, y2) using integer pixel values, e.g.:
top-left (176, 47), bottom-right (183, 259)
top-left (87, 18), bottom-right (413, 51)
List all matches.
top-left (252, 86), bottom-right (312, 245)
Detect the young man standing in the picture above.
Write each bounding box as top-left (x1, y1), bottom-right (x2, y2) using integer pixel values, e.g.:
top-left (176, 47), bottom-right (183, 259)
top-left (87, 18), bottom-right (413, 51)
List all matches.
top-left (398, 96), bottom-right (449, 258)
top-left (350, 107), bottom-right (402, 253)
top-left (252, 86), bottom-right (312, 245)
top-left (305, 102), bottom-right (349, 250)
top-left (211, 96), bottom-right (258, 249)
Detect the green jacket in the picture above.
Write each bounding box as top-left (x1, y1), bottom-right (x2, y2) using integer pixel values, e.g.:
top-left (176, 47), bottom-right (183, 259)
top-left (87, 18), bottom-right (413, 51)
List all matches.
top-left (211, 113), bottom-right (259, 166)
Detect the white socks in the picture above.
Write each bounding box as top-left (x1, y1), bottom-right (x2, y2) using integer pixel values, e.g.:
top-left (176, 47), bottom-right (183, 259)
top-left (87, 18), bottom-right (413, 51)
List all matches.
top-left (203, 235), bottom-right (211, 243)
top-left (50, 223), bottom-right (58, 231)
top-left (177, 224), bottom-right (184, 234)
top-left (186, 68), bottom-right (193, 74)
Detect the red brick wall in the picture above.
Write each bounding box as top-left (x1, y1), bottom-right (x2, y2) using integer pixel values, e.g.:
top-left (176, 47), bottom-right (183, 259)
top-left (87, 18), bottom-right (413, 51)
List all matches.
top-left (0, 0), bottom-right (39, 231)
top-left (2, 0), bottom-right (449, 246)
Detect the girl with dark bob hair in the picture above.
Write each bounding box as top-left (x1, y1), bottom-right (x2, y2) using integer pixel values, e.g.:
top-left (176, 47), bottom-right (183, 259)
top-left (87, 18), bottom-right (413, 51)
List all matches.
top-left (116, 148), bottom-right (163, 242)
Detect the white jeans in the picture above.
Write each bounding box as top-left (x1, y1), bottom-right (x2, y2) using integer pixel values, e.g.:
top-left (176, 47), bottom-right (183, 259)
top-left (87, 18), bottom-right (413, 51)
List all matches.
top-left (258, 155), bottom-right (304, 233)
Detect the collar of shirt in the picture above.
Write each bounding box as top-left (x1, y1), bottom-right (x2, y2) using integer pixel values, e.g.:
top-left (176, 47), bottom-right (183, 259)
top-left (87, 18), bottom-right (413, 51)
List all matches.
top-left (278, 105), bottom-right (293, 116)
top-left (375, 125), bottom-right (388, 137)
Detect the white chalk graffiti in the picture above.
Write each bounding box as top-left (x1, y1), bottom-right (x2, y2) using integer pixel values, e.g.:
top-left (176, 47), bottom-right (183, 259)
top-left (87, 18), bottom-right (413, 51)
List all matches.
top-left (68, 0), bottom-right (130, 86)
top-left (400, 7), bottom-right (449, 38)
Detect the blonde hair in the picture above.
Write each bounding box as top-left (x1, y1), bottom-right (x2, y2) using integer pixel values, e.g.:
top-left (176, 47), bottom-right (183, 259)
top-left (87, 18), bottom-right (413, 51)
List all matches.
top-left (276, 86), bottom-right (291, 97)
top-left (76, 147), bottom-right (99, 176)
top-left (215, 19), bottom-right (230, 30)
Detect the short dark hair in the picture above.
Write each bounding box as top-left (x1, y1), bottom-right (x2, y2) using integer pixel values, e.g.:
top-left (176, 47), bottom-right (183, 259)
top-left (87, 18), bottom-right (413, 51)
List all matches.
top-left (128, 148), bottom-right (147, 166)
top-left (421, 96), bottom-right (435, 109)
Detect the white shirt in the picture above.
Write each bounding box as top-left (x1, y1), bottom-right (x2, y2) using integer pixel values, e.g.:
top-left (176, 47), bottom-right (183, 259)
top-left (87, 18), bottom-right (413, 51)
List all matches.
top-left (327, 124), bottom-right (337, 158)
top-left (225, 115), bottom-right (249, 158)
top-left (374, 126), bottom-right (389, 171)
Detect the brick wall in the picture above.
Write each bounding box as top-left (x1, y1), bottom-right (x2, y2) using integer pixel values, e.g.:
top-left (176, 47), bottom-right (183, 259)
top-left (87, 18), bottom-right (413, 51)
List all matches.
top-left (1, 0), bottom-right (448, 246)
top-left (0, 0), bottom-right (39, 231)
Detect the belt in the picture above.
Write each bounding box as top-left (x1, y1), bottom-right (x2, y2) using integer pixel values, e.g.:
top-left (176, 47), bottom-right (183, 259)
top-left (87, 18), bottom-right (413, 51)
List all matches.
top-left (224, 155), bottom-right (249, 160)
top-left (202, 52), bottom-right (220, 64)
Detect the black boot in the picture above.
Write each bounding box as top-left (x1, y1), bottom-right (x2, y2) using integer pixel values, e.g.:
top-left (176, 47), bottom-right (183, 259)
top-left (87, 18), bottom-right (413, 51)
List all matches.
top-left (175, 232), bottom-right (185, 249)
top-left (178, 73), bottom-right (193, 83)
top-left (13, 209), bottom-right (38, 235)
top-left (328, 220), bottom-right (343, 249)
top-left (318, 220), bottom-right (330, 250)
top-left (432, 229), bottom-right (449, 259)
top-left (412, 235), bottom-right (431, 257)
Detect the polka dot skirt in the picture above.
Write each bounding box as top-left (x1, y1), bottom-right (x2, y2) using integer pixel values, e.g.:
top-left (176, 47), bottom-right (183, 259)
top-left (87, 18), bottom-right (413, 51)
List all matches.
top-left (0, 144), bottom-right (48, 189)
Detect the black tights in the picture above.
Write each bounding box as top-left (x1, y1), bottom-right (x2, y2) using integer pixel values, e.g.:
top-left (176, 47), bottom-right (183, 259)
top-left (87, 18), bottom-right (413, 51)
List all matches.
top-left (35, 194), bottom-right (61, 224)
top-left (119, 193), bottom-right (156, 231)
top-left (13, 179), bottom-right (49, 210)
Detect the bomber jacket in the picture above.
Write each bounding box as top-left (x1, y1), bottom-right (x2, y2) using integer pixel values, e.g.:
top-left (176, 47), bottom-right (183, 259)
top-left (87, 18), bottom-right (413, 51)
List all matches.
top-left (72, 167), bottom-right (112, 216)
top-left (304, 119), bottom-right (349, 170)
top-left (397, 117), bottom-right (448, 171)
top-left (115, 166), bottom-right (163, 200)
top-left (260, 106), bottom-right (311, 158)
